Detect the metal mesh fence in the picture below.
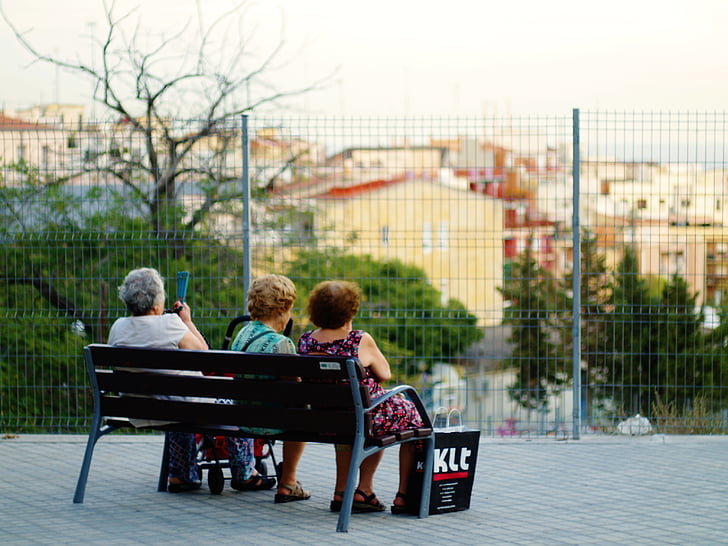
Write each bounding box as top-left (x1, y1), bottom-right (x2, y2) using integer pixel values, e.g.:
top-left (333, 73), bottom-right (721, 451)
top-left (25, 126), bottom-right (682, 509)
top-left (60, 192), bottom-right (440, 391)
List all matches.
top-left (1, 111), bottom-right (726, 436)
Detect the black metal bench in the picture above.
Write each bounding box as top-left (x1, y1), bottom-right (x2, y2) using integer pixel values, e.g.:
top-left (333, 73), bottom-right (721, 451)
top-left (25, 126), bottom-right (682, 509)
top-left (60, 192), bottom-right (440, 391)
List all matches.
top-left (73, 343), bottom-right (435, 532)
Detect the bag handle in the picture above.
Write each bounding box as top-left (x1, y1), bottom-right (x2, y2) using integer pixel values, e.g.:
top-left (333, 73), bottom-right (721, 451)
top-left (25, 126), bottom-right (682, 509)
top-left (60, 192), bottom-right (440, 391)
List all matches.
top-left (432, 407), bottom-right (462, 429)
top-left (446, 408), bottom-right (462, 428)
top-left (432, 407), bottom-right (448, 426)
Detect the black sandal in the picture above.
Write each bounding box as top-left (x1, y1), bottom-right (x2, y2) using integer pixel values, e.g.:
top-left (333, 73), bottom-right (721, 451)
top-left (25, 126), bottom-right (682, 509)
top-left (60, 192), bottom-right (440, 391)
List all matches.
top-left (390, 491), bottom-right (410, 514)
top-left (231, 474), bottom-right (276, 491)
top-left (167, 480), bottom-right (201, 493)
top-left (352, 489), bottom-right (386, 513)
top-left (330, 490), bottom-right (345, 512)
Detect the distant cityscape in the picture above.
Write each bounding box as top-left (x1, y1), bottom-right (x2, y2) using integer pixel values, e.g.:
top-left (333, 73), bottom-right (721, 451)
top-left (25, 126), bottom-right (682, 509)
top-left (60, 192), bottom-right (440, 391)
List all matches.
top-left (3, 103), bottom-right (728, 324)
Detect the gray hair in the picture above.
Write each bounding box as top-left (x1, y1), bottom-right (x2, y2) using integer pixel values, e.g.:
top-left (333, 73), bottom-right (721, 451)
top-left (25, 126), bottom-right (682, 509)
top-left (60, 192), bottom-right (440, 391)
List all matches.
top-left (118, 267), bottom-right (166, 316)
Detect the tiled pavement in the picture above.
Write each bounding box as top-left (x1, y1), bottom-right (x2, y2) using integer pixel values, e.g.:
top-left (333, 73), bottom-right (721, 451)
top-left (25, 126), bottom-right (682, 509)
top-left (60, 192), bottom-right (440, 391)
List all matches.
top-left (1, 433), bottom-right (726, 545)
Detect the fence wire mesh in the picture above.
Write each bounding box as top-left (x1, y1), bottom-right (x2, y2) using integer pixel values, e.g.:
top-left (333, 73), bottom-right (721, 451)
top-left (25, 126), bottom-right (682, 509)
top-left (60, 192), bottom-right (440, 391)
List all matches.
top-left (1, 111), bottom-right (726, 436)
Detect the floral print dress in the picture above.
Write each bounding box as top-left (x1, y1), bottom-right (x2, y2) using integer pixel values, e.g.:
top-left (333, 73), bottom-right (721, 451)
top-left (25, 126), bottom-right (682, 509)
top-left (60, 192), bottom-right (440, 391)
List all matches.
top-left (298, 329), bottom-right (423, 434)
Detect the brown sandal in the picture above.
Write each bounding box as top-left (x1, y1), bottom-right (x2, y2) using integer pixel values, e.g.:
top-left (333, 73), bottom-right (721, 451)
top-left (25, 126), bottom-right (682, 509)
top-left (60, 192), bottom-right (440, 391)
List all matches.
top-left (274, 481), bottom-right (311, 503)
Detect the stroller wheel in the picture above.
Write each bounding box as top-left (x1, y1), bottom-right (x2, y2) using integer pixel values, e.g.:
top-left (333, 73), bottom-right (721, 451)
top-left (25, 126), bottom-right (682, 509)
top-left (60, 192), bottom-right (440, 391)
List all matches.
top-left (208, 466), bottom-right (225, 495)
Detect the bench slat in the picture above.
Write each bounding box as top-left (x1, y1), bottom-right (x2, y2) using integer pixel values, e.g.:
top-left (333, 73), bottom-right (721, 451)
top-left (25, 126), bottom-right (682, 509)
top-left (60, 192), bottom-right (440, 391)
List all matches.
top-left (101, 417), bottom-right (431, 449)
top-left (96, 370), bottom-right (364, 408)
top-left (90, 345), bottom-right (360, 380)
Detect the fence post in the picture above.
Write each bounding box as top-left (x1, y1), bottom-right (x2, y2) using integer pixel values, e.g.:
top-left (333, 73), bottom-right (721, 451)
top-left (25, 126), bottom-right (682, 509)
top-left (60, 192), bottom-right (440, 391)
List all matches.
top-left (241, 114), bottom-right (251, 307)
top-left (571, 108), bottom-right (582, 440)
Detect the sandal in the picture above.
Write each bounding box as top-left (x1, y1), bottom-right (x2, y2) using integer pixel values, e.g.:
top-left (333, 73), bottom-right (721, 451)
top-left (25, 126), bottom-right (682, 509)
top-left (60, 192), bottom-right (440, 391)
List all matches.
top-left (352, 489), bottom-right (386, 513)
top-left (167, 479), bottom-right (201, 493)
top-left (274, 481), bottom-right (311, 503)
top-left (390, 491), bottom-right (410, 514)
top-left (231, 473), bottom-right (276, 491)
top-left (331, 489), bottom-right (386, 513)
top-left (330, 490), bottom-right (345, 512)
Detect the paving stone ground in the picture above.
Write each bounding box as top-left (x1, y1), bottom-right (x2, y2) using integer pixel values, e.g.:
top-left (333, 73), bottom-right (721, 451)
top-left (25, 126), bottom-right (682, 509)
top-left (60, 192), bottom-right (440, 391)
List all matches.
top-left (1, 433), bottom-right (726, 545)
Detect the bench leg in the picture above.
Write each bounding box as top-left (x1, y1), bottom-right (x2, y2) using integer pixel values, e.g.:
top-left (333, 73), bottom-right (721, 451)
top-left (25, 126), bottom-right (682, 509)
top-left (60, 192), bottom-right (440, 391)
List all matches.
top-left (336, 441), bottom-right (366, 532)
top-left (73, 429), bottom-right (100, 504)
top-left (335, 469), bottom-right (358, 532)
top-left (417, 435), bottom-right (435, 519)
top-left (73, 420), bottom-right (122, 503)
top-left (157, 432), bottom-right (171, 492)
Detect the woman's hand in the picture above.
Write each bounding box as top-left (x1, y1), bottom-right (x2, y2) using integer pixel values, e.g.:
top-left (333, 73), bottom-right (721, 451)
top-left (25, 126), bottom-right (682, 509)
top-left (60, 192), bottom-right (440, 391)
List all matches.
top-left (174, 302), bottom-right (209, 350)
top-left (173, 301), bottom-right (192, 322)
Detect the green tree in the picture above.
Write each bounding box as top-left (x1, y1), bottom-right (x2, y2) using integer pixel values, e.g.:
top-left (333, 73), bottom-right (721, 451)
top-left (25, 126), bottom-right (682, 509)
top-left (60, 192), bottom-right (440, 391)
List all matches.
top-left (288, 249), bottom-right (483, 377)
top-left (703, 303), bottom-right (728, 410)
top-left (0, 214), bottom-right (251, 432)
top-left (499, 240), bottom-right (571, 410)
top-left (607, 245), bottom-right (659, 415)
top-left (609, 247), bottom-right (710, 416)
top-left (577, 230), bottom-right (614, 415)
top-left (650, 274), bottom-right (708, 413)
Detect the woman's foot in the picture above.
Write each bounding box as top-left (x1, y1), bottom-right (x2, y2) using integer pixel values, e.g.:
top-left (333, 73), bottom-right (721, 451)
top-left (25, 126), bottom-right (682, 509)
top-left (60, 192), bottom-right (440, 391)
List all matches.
top-left (331, 489), bottom-right (386, 513)
top-left (274, 481), bottom-right (311, 503)
top-left (330, 490), bottom-right (345, 512)
top-left (231, 472), bottom-right (276, 491)
top-left (352, 488), bottom-right (385, 512)
top-left (391, 491), bottom-right (410, 514)
top-left (168, 477), bottom-right (201, 493)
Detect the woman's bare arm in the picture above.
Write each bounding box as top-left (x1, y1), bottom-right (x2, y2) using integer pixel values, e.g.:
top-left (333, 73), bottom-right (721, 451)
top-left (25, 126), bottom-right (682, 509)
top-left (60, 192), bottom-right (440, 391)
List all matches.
top-left (359, 331), bottom-right (392, 382)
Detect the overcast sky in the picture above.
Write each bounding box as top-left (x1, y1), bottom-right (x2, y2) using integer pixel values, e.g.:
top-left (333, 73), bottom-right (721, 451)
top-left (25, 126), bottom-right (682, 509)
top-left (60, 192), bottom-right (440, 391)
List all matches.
top-left (2, 0), bottom-right (727, 117)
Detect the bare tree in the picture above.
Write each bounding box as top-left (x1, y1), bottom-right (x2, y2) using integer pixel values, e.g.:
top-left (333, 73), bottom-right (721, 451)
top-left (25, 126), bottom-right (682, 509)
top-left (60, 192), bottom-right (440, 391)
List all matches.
top-left (1, 0), bottom-right (330, 238)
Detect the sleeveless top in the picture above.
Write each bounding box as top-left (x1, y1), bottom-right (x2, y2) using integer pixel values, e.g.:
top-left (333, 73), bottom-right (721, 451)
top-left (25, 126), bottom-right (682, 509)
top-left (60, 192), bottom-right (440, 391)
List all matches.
top-left (297, 329), bottom-right (423, 434)
top-left (230, 320), bottom-right (295, 435)
top-left (231, 320), bottom-right (296, 354)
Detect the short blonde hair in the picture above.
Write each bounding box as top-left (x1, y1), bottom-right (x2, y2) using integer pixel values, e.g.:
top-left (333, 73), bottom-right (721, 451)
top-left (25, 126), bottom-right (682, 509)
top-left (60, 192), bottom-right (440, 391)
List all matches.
top-left (247, 274), bottom-right (297, 320)
top-left (306, 280), bottom-right (360, 329)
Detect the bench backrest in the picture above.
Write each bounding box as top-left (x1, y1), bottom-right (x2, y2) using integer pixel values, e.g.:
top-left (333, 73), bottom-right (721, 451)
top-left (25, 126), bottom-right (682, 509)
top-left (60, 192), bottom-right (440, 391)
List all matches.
top-left (85, 343), bottom-right (374, 443)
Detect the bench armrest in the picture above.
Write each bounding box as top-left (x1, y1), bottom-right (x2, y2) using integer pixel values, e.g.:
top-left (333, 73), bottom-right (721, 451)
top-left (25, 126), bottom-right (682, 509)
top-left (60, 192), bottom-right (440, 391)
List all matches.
top-left (368, 384), bottom-right (433, 429)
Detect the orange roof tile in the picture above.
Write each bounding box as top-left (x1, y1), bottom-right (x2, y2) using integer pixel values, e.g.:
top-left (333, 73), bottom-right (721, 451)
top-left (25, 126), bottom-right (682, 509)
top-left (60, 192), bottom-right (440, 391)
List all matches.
top-left (0, 114), bottom-right (55, 130)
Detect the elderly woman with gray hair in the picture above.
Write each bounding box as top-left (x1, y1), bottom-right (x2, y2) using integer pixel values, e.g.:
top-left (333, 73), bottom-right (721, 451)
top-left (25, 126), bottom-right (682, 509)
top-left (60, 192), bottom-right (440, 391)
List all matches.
top-left (108, 267), bottom-right (275, 493)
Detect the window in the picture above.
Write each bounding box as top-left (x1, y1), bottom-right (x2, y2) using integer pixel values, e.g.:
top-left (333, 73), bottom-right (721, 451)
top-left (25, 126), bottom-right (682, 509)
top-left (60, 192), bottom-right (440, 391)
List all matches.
top-left (381, 225), bottom-right (389, 246)
top-left (517, 237), bottom-right (526, 254)
top-left (439, 278), bottom-right (449, 306)
top-left (659, 251), bottom-right (685, 276)
top-left (438, 220), bottom-right (449, 250)
top-left (423, 222), bottom-right (433, 254)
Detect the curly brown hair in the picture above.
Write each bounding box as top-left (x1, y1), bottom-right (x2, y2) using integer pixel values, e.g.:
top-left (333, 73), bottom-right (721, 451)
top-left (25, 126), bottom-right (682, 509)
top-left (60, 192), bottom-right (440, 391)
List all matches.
top-left (306, 280), bottom-right (360, 329)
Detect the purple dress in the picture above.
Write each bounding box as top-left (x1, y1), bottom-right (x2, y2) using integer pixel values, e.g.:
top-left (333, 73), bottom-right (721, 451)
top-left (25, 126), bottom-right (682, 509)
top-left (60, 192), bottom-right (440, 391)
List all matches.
top-left (298, 330), bottom-right (423, 434)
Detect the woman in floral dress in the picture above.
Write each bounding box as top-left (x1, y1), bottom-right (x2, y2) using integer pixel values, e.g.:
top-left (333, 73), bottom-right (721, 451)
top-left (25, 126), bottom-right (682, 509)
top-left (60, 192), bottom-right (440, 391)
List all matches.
top-left (298, 280), bottom-right (423, 514)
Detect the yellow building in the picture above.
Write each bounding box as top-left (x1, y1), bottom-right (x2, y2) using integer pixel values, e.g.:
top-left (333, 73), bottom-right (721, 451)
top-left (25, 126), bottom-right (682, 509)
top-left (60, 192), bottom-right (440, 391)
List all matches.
top-left (300, 176), bottom-right (504, 326)
top-left (634, 224), bottom-right (728, 308)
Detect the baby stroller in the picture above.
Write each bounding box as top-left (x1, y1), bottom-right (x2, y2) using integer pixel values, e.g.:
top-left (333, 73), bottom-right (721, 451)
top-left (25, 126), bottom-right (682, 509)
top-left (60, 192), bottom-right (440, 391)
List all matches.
top-left (195, 314), bottom-right (289, 494)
